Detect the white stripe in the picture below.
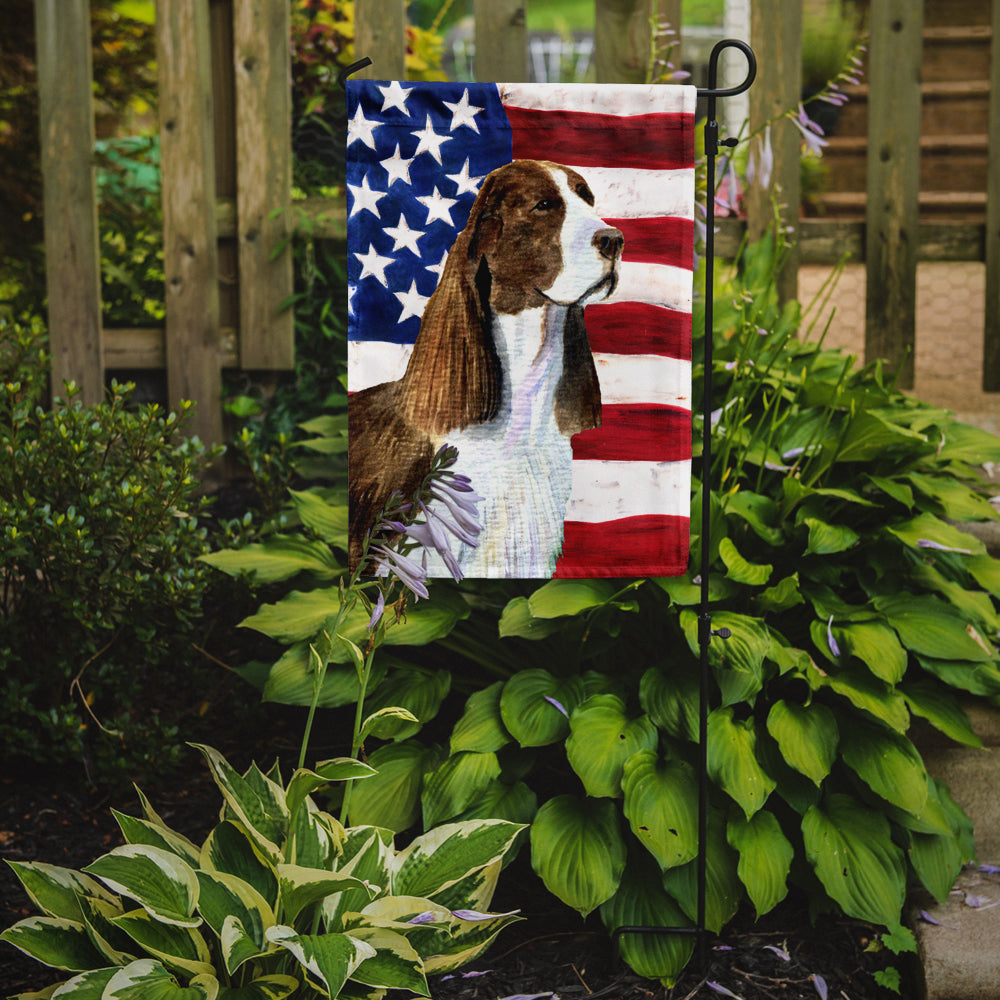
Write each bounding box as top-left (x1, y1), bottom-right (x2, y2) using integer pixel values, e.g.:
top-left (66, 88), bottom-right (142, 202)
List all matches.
top-left (590, 166), bottom-right (695, 220)
top-left (611, 261), bottom-right (693, 313)
top-left (567, 459), bottom-right (692, 521)
top-left (349, 340), bottom-right (411, 391)
top-left (498, 82), bottom-right (697, 117)
top-left (595, 354), bottom-right (691, 409)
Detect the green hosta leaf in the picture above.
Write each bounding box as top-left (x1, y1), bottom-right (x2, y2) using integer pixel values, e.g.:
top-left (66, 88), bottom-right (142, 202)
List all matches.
top-left (200, 535), bottom-right (340, 584)
top-left (901, 680), bottom-right (982, 748)
top-left (727, 811), bottom-right (793, 917)
top-left (916, 655), bottom-right (1000, 697)
top-left (112, 812), bottom-right (201, 868)
top-left (661, 810), bottom-right (741, 933)
top-left (362, 667), bottom-right (451, 740)
top-left (190, 746), bottom-right (287, 862)
top-left (906, 472), bottom-right (998, 522)
top-left (802, 793), bottom-right (906, 926)
top-left (83, 846), bottom-right (200, 928)
top-left (200, 822), bottom-right (278, 910)
top-left (967, 553), bottom-right (1000, 597)
top-left (803, 517), bottom-right (859, 556)
top-left (530, 795), bottom-right (626, 917)
top-left (935, 421), bottom-right (1000, 464)
top-left (421, 751), bottom-right (502, 828)
top-left (499, 670), bottom-right (584, 747)
top-left (839, 718), bottom-right (928, 816)
top-left (497, 596), bottom-right (564, 639)
top-left (216, 975), bottom-right (299, 1000)
top-left (719, 537), bottom-right (772, 586)
top-left (886, 512), bottom-right (985, 557)
top-left (346, 926), bottom-right (428, 994)
top-left (621, 751), bottom-right (698, 871)
top-left (393, 820), bottom-right (524, 901)
top-left (809, 660), bottom-right (910, 732)
top-left (755, 573), bottom-right (804, 614)
top-left (111, 908), bottom-right (214, 978)
top-left (835, 410), bottom-right (927, 463)
top-left (724, 490), bottom-right (784, 545)
top-left (527, 579), bottom-right (618, 617)
top-left (909, 801), bottom-right (966, 906)
top-left (707, 708), bottom-right (776, 818)
top-left (453, 779), bottom-right (538, 827)
top-left (195, 871), bottom-right (273, 973)
top-left (680, 610), bottom-right (770, 706)
top-left (265, 926), bottom-right (375, 997)
top-left (566, 695), bottom-right (658, 798)
top-left (277, 865), bottom-right (374, 925)
top-left (654, 573), bottom-right (737, 606)
top-left (835, 621), bottom-right (907, 684)
top-left (765, 701), bottom-right (838, 786)
top-left (639, 664), bottom-right (699, 742)
top-left (874, 594), bottom-right (995, 662)
top-left (288, 488), bottom-right (349, 545)
top-left (450, 682), bottom-right (511, 754)
top-left (866, 474), bottom-right (914, 509)
top-left (0, 916), bottom-right (107, 971)
top-left (103, 959), bottom-right (218, 1000)
top-left (910, 562), bottom-right (1000, 632)
top-left (347, 740), bottom-right (442, 832)
top-left (4, 862), bottom-right (118, 922)
top-left (260, 643), bottom-right (387, 709)
top-left (599, 853), bottom-right (694, 987)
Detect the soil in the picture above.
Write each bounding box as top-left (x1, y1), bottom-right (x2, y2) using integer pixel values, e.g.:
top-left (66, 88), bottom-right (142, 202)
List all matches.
top-left (0, 744), bottom-right (913, 1000)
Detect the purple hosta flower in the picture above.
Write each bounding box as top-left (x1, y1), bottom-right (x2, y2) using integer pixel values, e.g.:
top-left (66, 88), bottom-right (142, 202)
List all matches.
top-left (371, 544), bottom-right (429, 600)
top-left (791, 104), bottom-right (829, 157)
top-left (441, 970), bottom-right (493, 981)
top-left (497, 994), bottom-right (558, 1000)
top-left (544, 695), bottom-right (569, 718)
top-left (428, 476), bottom-right (484, 544)
top-left (407, 911), bottom-right (438, 925)
top-left (827, 616), bottom-right (842, 658)
top-left (917, 538), bottom-right (973, 555)
top-left (979, 864), bottom-right (1000, 874)
top-left (367, 589), bottom-right (386, 631)
top-left (747, 125), bottom-right (774, 191)
top-left (715, 156), bottom-right (741, 215)
top-left (763, 944), bottom-right (791, 962)
top-left (451, 908), bottom-right (521, 921)
top-left (812, 974), bottom-right (828, 1000)
top-left (707, 983), bottom-right (742, 999)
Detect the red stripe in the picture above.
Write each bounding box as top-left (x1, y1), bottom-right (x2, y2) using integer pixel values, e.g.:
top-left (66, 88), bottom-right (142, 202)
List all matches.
top-left (555, 515), bottom-right (690, 578)
top-left (584, 302), bottom-right (691, 359)
top-left (506, 107), bottom-right (695, 171)
top-left (571, 405), bottom-right (691, 462)
top-left (608, 217), bottom-right (694, 268)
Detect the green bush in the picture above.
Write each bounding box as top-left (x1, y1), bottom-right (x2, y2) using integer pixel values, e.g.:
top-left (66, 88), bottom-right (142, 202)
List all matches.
top-left (0, 317), bottom-right (220, 783)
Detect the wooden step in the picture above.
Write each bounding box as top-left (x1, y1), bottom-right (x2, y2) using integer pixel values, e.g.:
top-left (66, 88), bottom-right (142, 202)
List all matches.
top-left (922, 0), bottom-right (992, 28)
top-left (812, 190), bottom-right (987, 222)
top-left (922, 25), bottom-right (993, 83)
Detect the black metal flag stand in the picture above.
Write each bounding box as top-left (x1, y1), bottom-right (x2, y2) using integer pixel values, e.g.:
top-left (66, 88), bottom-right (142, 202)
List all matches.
top-left (339, 40), bottom-right (758, 974)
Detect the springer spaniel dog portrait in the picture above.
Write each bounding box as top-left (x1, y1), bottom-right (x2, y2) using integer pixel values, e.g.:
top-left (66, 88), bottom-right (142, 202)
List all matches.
top-left (349, 158), bottom-right (624, 577)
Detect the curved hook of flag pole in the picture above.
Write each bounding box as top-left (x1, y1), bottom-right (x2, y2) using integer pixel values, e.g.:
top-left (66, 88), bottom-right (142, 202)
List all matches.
top-left (338, 57), bottom-right (373, 90)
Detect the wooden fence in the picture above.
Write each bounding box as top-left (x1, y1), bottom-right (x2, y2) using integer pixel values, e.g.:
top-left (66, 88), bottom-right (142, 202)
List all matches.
top-left (33, 0), bottom-right (1000, 444)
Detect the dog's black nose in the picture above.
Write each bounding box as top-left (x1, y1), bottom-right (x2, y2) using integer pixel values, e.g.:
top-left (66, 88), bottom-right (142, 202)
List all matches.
top-left (593, 228), bottom-right (624, 261)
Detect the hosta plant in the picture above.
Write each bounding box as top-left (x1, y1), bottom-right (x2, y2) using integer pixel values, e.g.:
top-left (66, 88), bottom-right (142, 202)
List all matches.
top-left (1, 744), bottom-right (523, 999)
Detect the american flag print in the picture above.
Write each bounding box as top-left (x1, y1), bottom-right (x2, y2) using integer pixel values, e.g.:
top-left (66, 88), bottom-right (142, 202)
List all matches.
top-left (347, 80), bottom-right (695, 578)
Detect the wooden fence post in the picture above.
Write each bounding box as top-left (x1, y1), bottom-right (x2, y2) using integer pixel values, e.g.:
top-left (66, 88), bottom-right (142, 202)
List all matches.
top-left (34, 0), bottom-right (104, 405)
top-left (233, 0), bottom-right (294, 370)
top-left (983, 0), bottom-right (1000, 390)
top-left (594, 0), bottom-right (654, 84)
top-left (474, 0), bottom-right (527, 81)
top-left (354, 0), bottom-right (406, 79)
top-left (157, 0), bottom-right (223, 445)
top-left (746, 0), bottom-right (801, 306)
top-left (864, 0), bottom-right (923, 389)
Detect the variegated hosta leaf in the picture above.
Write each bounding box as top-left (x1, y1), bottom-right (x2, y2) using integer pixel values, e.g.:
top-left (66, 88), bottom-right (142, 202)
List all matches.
top-left (200, 822), bottom-right (278, 910)
top-left (0, 916), bottom-right (107, 971)
top-left (77, 894), bottom-right (136, 966)
top-left (765, 700), bottom-right (838, 786)
top-left (802, 793), bottom-right (906, 926)
top-left (276, 864), bottom-right (375, 925)
top-left (391, 820), bottom-right (524, 901)
top-left (4, 861), bottom-right (118, 922)
top-left (421, 907), bottom-right (522, 975)
top-left (190, 745), bottom-right (287, 863)
top-left (195, 871), bottom-right (274, 973)
top-left (621, 751), bottom-right (699, 871)
top-left (214, 974), bottom-right (300, 999)
top-left (599, 854), bottom-right (694, 987)
top-left (661, 811), bottom-right (742, 934)
top-left (83, 846), bottom-right (200, 928)
top-left (323, 829), bottom-right (393, 931)
top-left (566, 695), bottom-right (658, 799)
top-left (112, 810), bottom-right (202, 868)
top-left (424, 859), bottom-right (501, 916)
top-left (46, 966), bottom-right (118, 997)
top-left (421, 751), bottom-right (502, 829)
top-left (285, 760), bottom-right (376, 824)
top-left (499, 669), bottom-right (585, 747)
top-left (529, 795), bottom-right (626, 917)
top-left (102, 958), bottom-right (218, 999)
top-left (706, 707), bottom-right (776, 819)
top-left (288, 801), bottom-right (344, 870)
top-left (265, 926), bottom-right (376, 998)
top-left (450, 681), bottom-right (511, 754)
top-left (110, 907), bottom-right (213, 978)
top-left (345, 926), bottom-right (429, 995)
top-left (726, 810), bottom-right (793, 917)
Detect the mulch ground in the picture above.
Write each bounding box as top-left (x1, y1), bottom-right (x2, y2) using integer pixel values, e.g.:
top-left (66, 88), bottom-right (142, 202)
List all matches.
top-left (1, 741), bottom-right (913, 1000)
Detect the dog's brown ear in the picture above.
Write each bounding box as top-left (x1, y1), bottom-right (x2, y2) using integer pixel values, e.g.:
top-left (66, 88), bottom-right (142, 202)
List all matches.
top-left (555, 304), bottom-right (602, 435)
top-left (397, 174), bottom-right (504, 436)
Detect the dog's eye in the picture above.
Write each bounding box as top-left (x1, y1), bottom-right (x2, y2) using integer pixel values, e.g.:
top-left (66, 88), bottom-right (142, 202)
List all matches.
top-left (532, 198), bottom-right (559, 212)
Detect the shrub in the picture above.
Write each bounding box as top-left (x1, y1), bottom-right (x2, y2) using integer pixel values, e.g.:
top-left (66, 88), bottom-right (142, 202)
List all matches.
top-left (0, 317), bottom-right (220, 783)
top-left (1, 743), bottom-right (524, 998)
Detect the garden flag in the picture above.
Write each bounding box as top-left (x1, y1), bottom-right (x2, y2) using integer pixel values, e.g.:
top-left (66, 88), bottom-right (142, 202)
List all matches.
top-left (347, 81), bottom-right (695, 579)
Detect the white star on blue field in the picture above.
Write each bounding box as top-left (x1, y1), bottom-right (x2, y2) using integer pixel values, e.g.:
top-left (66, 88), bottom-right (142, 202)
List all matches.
top-left (346, 82), bottom-right (517, 347)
